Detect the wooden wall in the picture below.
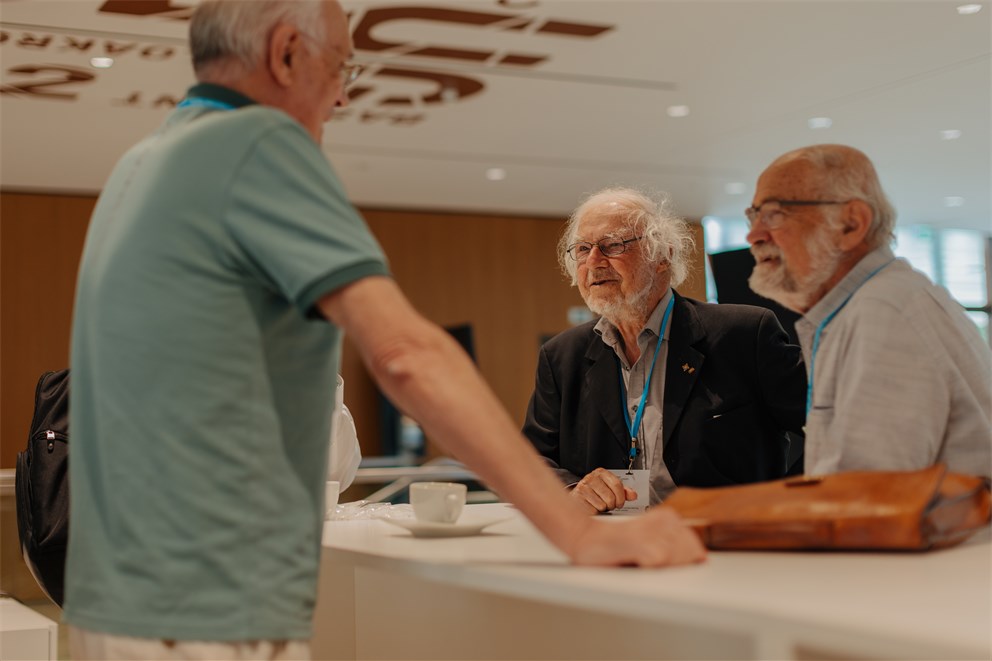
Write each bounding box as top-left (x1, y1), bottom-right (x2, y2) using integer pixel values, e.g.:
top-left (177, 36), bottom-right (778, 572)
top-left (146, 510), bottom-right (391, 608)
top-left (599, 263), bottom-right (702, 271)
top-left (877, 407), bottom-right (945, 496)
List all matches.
top-left (0, 192), bottom-right (706, 467)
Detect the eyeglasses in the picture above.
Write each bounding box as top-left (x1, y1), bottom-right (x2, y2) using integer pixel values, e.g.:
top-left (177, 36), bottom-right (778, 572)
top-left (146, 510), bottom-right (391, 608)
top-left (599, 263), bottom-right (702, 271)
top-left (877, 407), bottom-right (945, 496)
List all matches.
top-left (566, 236), bottom-right (642, 262)
top-left (340, 62), bottom-right (365, 88)
top-left (300, 33), bottom-right (365, 88)
top-left (745, 199), bottom-right (849, 230)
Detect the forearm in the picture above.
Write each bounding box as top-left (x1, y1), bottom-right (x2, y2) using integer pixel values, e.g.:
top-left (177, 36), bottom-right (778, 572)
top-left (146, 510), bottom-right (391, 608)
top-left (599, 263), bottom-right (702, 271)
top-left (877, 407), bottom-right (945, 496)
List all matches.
top-left (321, 278), bottom-right (592, 555)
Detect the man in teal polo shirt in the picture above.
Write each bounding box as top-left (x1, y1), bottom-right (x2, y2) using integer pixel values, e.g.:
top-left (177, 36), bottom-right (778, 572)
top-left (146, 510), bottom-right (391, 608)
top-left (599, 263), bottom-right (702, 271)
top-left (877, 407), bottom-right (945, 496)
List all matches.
top-left (65, 1), bottom-right (705, 658)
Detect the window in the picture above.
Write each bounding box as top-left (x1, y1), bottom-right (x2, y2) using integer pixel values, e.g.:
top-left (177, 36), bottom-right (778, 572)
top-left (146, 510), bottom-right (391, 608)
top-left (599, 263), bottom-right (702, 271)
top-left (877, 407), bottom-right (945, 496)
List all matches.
top-left (702, 218), bottom-right (990, 342)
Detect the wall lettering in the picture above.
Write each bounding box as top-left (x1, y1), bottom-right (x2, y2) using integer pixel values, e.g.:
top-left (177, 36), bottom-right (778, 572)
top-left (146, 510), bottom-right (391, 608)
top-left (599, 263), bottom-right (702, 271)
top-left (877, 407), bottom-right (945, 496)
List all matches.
top-left (3, 3), bottom-right (615, 125)
top-left (0, 31), bottom-right (179, 61)
top-left (1, 65), bottom-right (95, 100)
top-left (98, 1), bottom-right (195, 20)
top-left (111, 91), bottom-right (181, 108)
top-left (350, 67), bottom-right (484, 107)
top-left (18, 34), bottom-right (53, 49)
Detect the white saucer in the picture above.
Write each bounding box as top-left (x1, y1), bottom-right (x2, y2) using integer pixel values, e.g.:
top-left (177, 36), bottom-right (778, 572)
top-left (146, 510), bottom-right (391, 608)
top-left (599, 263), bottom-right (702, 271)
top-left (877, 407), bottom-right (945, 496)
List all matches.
top-left (380, 516), bottom-right (511, 538)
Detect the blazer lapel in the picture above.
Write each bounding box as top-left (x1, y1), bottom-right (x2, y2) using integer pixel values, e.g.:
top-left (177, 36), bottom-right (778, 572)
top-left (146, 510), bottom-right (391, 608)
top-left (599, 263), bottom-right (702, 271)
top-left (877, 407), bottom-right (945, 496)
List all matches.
top-left (663, 293), bottom-right (705, 447)
top-left (583, 335), bottom-right (629, 454)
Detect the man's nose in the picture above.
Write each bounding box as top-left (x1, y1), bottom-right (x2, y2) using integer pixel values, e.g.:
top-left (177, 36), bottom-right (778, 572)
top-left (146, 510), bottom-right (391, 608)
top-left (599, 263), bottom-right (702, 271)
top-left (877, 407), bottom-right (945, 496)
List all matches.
top-left (586, 244), bottom-right (609, 265)
top-left (746, 225), bottom-right (768, 246)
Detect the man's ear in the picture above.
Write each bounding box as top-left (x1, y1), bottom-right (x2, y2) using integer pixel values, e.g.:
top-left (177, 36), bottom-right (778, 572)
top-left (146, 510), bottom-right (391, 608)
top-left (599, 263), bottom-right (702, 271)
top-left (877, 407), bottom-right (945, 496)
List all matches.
top-left (268, 23), bottom-right (299, 88)
top-left (837, 199), bottom-right (872, 251)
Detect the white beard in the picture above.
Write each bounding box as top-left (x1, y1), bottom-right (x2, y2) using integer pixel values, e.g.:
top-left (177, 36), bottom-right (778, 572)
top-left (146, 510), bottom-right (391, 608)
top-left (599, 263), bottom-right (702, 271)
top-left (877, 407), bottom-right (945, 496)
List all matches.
top-left (749, 223), bottom-right (844, 313)
top-left (583, 262), bottom-right (657, 326)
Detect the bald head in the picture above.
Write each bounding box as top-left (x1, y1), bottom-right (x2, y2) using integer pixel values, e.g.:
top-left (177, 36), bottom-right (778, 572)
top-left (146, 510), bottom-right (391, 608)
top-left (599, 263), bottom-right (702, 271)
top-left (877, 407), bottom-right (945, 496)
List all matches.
top-left (758, 144), bottom-right (896, 250)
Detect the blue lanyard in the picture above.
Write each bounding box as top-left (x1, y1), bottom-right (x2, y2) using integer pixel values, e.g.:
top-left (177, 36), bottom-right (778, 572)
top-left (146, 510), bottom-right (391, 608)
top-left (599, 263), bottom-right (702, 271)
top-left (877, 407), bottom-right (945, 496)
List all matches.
top-left (618, 295), bottom-right (675, 468)
top-left (806, 259), bottom-right (895, 416)
top-left (177, 97), bottom-right (236, 111)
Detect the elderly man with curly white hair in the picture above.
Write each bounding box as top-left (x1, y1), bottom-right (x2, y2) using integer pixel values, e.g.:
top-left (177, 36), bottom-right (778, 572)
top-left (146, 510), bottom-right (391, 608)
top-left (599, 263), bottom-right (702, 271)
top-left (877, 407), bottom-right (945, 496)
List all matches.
top-left (525, 187), bottom-right (808, 513)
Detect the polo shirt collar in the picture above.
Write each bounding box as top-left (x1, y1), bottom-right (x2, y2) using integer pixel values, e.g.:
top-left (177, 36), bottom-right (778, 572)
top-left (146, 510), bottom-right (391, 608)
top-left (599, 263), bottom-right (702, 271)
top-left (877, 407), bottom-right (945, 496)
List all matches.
top-left (183, 83), bottom-right (258, 109)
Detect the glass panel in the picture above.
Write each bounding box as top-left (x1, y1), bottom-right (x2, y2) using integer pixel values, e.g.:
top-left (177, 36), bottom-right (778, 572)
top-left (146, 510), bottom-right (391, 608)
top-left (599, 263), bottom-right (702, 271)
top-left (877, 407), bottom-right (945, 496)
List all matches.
top-left (940, 230), bottom-right (987, 307)
top-left (893, 226), bottom-right (937, 281)
top-left (965, 311), bottom-right (989, 344)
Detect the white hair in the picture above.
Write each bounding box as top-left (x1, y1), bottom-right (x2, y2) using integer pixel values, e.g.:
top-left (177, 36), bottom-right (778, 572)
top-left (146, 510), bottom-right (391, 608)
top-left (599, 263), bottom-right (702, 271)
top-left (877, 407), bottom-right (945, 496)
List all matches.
top-left (190, 0), bottom-right (328, 75)
top-left (558, 187), bottom-right (696, 288)
top-left (787, 145), bottom-right (897, 249)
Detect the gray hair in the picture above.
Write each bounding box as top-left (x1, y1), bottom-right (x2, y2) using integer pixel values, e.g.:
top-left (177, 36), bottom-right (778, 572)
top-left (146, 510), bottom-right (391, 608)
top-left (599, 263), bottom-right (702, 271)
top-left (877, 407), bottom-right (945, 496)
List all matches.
top-left (786, 144), bottom-right (897, 249)
top-left (558, 187), bottom-right (696, 288)
top-left (190, 0), bottom-right (328, 75)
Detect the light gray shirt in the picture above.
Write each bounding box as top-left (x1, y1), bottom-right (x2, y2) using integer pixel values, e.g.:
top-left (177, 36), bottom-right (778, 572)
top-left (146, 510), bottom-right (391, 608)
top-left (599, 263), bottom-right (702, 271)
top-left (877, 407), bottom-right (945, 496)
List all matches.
top-left (796, 245), bottom-right (991, 478)
top-left (594, 289), bottom-right (678, 502)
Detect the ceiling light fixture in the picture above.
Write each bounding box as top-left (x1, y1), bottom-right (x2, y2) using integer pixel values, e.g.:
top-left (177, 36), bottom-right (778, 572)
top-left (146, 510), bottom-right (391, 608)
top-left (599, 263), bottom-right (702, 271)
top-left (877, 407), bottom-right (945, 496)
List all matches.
top-left (666, 105), bottom-right (690, 118)
top-left (940, 129), bottom-right (962, 140)
top-left (944, 196), bottom-right (965, 207)
top-left (485, 167), bottom-right (507, 181)
top-left (808, 117), bottom-right (832, 129)
top-left (956, 4), bottom-right (982, 15)
top-left (724, 182), bottom-right (746, 195)
top-left (90, 57), bottom-right (114, 68)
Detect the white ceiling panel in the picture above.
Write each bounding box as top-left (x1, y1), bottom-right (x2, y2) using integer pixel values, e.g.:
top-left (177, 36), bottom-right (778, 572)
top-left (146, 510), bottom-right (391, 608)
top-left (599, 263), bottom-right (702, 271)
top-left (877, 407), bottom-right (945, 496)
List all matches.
top-left (1, 0), bottom-right (989, 231)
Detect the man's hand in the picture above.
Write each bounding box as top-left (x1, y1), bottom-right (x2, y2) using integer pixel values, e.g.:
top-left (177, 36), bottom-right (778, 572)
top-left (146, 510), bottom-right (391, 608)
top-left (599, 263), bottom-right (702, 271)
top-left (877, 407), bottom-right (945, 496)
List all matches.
top-left (568, 506), bottom-right (706, 567)
top-left (572, 467), bottom-right (637, 513)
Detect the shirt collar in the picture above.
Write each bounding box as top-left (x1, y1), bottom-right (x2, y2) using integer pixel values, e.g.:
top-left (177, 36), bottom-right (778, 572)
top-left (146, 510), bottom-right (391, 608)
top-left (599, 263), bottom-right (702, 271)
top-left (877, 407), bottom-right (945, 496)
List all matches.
top-left (594, 288), bottom-right (674, 352)
top-left (183, 83), bottom-right (258, 109)
top-left (801, 245), bottom-right (896, 329)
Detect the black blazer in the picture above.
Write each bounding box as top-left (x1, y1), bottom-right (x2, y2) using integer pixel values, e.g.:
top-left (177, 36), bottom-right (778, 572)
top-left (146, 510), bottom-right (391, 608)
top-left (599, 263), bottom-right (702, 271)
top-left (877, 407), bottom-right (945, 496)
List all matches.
top-left (523, 292), bottom-right (807, 489)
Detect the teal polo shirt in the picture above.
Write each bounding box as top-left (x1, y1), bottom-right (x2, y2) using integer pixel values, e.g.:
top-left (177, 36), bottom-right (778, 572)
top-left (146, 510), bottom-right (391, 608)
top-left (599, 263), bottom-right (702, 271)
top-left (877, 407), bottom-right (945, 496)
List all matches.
top-left (65, 84), bottom-right (389, 640)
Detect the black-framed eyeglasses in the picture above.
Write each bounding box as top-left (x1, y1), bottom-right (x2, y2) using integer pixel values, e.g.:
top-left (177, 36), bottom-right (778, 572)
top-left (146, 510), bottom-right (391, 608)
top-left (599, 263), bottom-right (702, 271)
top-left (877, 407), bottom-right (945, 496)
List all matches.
top-left (745, 199), bottom-right (849, 230)
top-left (566, 236), bottom-right (642, 262)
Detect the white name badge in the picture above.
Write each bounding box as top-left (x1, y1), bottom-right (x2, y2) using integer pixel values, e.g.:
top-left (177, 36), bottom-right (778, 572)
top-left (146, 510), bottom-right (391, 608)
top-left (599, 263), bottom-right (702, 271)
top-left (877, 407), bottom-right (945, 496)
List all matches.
top-left (607, 469), bottom-right (650, 514)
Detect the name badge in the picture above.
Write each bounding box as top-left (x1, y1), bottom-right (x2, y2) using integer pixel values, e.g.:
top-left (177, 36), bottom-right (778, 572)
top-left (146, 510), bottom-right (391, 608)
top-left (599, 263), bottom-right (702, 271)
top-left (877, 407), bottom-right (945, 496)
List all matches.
top-left (607, 469), bottom-right (650, 514)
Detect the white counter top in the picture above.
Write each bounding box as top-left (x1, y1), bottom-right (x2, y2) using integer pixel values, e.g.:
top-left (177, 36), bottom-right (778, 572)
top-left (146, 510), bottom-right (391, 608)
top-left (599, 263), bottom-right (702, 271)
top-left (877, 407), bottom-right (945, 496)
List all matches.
top-left (315, 503), bottom-right (992, 660)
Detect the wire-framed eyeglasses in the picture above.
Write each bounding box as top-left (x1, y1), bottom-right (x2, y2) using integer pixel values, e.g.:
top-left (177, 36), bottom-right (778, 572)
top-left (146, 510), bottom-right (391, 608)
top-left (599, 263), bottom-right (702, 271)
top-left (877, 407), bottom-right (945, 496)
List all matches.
top-left (566, 236), bottom-right (643, 262)
top-left (745, 200), bottom-right (849, 230)
top-left (299, 33), bottom-right (365, 88)
top-left (340, 63), bottom-right (365, 88)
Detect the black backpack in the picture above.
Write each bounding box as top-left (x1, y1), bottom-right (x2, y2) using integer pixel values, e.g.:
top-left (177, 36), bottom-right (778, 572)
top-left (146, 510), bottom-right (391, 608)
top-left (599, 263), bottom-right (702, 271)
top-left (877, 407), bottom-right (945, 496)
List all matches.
top-left (15, 369), bottom-right (70, 607)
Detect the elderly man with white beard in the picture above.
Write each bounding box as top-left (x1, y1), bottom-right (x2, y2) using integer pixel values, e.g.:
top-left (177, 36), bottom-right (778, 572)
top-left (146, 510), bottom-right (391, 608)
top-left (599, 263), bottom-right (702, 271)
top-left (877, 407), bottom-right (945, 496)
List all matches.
top-left (747, 144), bottom-right (991, 478)
top-left (524, 187), bottom-right (807, 513)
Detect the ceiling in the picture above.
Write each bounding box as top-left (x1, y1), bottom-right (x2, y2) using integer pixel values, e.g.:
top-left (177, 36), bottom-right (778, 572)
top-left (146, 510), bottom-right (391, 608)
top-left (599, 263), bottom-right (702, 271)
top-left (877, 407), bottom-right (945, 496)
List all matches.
top-left (2, 0), bottom-right (990, 232)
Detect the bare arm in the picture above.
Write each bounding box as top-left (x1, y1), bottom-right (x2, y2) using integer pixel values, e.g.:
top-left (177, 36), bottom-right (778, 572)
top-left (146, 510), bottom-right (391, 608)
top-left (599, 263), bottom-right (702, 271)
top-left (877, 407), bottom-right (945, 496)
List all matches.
top-left (319, 277), bottom-right (705, 566)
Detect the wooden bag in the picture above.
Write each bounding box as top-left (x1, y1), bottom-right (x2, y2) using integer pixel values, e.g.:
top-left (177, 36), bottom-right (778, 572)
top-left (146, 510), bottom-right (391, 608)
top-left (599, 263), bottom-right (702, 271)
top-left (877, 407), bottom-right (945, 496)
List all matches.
top-left (666, 464), bottom-right (991, 551)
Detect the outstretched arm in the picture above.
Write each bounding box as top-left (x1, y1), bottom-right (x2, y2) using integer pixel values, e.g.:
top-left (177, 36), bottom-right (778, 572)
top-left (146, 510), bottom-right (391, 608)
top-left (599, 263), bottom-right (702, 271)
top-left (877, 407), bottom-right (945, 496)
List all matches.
top-left (319, 276), bottom-right (705, 566)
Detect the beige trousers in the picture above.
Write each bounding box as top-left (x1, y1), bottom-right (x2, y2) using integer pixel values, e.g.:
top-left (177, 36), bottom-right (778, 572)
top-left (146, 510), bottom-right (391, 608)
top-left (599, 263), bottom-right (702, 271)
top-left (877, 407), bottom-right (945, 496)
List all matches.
top-left (69, 626), bottom-right (310, 660)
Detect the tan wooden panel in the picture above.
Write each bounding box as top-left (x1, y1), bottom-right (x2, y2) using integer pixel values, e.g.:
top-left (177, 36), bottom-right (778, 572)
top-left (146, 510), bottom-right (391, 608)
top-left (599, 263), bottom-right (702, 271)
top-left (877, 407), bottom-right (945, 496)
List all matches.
top-left (1, 193), bottom-right (94, 469)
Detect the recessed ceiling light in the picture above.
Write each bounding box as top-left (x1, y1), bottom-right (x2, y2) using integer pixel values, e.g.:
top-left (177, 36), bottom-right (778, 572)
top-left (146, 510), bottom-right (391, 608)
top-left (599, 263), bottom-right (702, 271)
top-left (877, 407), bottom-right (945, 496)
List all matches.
top-left (724, 182), bottom-right (747, 195)
top-left (90, 57), bottom-right (114, 68)
top-left (957, 4), bottom-right (982, 15)
top-left (666, 105), bottom-right (690, 118)
top-left (808, 117), bottom-right (832, 129)
top-left (485, 167), bottom-right (506, 181)
top-left (940, 129), bottom-right (963, 140)
top-left (944, 196), bottom-right (965, 207)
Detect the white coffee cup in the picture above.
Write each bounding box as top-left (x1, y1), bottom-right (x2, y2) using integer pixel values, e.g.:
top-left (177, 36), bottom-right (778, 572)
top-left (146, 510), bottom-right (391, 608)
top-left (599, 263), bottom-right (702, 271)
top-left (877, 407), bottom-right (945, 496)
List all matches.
top-left (325, 480), bottom-right (341, 520)
top-left (410, 482), bottom-right (466, 524)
